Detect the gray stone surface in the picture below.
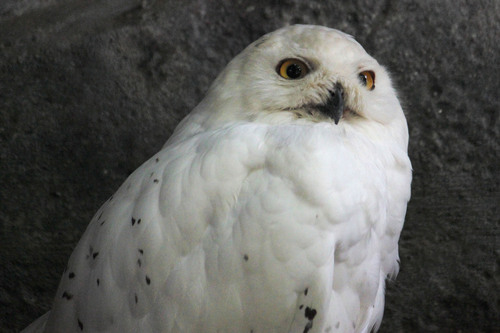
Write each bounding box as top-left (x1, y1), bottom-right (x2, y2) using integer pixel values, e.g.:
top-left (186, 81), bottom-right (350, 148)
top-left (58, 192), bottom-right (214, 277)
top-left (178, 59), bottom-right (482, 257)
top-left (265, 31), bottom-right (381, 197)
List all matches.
top-left (1, 0), bottom-right (498, 331)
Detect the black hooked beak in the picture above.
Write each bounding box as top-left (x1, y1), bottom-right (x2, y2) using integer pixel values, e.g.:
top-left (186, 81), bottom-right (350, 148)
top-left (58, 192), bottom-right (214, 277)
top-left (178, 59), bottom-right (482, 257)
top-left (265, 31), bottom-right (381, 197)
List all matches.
top-left (317, 84), bottom-right (344, 125)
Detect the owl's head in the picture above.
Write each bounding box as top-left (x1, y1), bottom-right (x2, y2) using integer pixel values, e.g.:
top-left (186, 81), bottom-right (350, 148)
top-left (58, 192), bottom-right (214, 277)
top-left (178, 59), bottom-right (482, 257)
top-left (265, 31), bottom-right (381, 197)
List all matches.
top-left (195, 25), bottom-right (406, 134)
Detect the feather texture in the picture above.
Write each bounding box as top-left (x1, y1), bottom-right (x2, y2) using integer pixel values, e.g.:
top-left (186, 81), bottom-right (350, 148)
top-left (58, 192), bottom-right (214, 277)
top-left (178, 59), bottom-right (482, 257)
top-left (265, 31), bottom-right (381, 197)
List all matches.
top-left (23, 25), bottom-right (411, 333)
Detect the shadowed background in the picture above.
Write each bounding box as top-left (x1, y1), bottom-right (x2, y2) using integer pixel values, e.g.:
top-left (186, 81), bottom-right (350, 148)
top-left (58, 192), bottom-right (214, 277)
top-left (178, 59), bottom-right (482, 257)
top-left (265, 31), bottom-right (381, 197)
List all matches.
top-left (1, 0), bottom-right (498, 331)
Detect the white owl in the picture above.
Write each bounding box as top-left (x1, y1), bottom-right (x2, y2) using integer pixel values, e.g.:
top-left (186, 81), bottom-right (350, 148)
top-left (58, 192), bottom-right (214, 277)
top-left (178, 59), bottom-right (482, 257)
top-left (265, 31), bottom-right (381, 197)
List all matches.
top-left (23, 25), bottom-right (412, 333)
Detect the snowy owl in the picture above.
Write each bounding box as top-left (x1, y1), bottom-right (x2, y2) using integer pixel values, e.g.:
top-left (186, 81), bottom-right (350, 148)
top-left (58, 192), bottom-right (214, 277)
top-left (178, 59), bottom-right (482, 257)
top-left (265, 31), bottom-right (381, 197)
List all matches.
top-left (23, 25), bottom-right (412, 333)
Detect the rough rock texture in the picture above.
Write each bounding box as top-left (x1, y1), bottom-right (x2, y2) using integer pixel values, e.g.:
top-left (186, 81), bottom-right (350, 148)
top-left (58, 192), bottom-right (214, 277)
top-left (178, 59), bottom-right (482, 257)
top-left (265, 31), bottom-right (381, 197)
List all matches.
top-left (0, 0), bottom-right (498, 331)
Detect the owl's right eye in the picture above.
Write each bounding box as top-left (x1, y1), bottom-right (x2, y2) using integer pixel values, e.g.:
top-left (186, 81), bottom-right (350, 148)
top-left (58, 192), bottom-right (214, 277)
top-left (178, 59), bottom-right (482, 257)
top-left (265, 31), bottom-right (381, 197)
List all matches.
top-left (277, 59), bottom-right (309, 79)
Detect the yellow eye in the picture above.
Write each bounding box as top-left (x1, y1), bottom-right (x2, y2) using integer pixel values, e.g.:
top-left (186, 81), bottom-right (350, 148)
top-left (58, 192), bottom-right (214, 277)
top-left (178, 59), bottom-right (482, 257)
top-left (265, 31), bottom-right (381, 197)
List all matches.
top-left (359, 70), bottom-right (375, 90)
top-left (277, 59), bottom-right (309, 79)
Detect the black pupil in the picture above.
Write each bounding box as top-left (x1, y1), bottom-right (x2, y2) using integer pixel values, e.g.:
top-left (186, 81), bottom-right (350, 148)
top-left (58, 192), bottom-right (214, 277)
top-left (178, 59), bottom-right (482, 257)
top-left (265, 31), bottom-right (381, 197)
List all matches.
top-left (359, 73), bottom-right (367, 85)
top-left (286, 63), bottom-right (302, 79)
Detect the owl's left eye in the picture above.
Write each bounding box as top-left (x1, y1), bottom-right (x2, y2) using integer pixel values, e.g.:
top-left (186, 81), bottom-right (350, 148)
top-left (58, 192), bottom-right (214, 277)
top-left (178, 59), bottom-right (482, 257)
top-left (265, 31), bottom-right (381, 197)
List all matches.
top-left (277, 59), bottom-right (309, 79)
top-left (359, 70), bottom-right (375, 90)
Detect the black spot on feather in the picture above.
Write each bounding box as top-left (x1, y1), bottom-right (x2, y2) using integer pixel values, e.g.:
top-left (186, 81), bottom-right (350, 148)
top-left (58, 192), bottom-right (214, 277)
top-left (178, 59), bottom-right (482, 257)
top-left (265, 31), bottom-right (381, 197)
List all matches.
top-left (137, 218), bottom-right (141, 224)
top-left (100, 220), bottom-right (106, 226)
top-left (146, 275), bottom-right (151, 285)
top-left (68, 272), bottom-right (75, 279)
top-left (135, 293), bottom-right (138, 304)
top-left (243, 254), bottom-right (249, 261)
top-left (155, 158), bottom-right (159, 163)
top-left (77, 318), bottom-right (83, 330)
top-left (305, 307), bottom-right (317, 321)
top-left (131, 217), bottom-right (136, 226)
top-left (299, 304), bottom-right (303, 309)
top-left (304, 288), bottom-right (308, 295)
top-left (92, 252), bottom-right (99, 259)
top-left (138, 249), bottom-right (144, 255)
top-left (303, 321), bottom-right (313, 333)
top-left (62, 291), bottom-right (73, 300)
top-left (137, 259), bottom-right (142, 267)
top-left (153, 179), bottom-right (159, 183)
top-left (97, 279), bottom-right (100, 286)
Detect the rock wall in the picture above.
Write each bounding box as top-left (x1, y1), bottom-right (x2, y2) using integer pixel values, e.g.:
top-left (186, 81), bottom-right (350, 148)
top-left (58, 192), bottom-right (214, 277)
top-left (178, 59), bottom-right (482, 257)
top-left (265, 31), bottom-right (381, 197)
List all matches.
top-left (1, 0), bottom-right (498, 331)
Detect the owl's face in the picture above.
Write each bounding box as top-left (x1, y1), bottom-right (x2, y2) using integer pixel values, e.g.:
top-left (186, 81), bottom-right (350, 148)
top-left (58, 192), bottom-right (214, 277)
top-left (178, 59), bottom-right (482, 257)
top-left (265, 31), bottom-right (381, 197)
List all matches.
top-left (206, 25), bottom-right (404, 127)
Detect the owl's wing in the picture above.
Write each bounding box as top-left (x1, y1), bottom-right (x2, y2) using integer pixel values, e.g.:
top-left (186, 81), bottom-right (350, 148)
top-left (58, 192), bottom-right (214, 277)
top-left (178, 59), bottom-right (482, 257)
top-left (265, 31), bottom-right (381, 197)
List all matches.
top-left (36, 122), bottom-right (264, 332)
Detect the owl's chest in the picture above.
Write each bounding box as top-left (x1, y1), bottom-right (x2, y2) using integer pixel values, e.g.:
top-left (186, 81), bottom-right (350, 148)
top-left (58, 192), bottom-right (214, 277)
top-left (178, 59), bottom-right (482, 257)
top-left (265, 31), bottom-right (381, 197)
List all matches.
top-left (206, 156), bottom-right (386, 331)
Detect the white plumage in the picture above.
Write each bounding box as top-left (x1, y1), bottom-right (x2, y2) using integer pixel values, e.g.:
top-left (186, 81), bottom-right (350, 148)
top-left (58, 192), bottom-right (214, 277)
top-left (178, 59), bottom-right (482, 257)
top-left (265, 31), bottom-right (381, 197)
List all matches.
top-left (23, 25), bottom-right (411, 333)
